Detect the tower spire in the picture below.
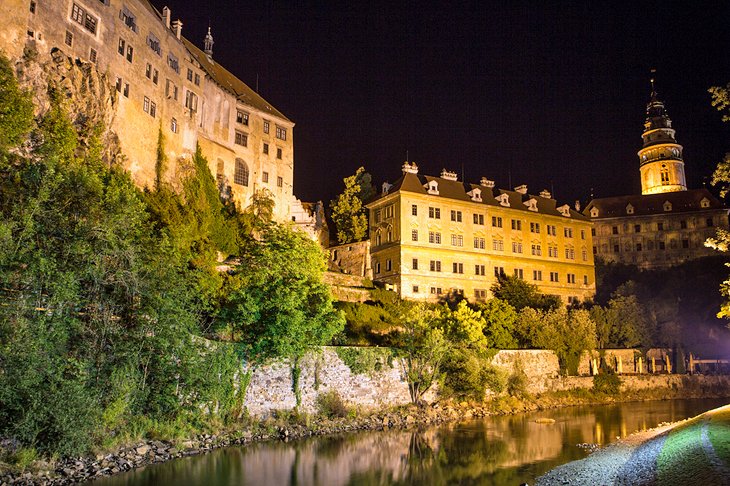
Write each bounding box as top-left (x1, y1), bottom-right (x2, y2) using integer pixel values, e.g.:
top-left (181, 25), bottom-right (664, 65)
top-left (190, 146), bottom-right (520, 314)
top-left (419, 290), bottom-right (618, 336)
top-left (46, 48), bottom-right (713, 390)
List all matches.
top-left (637, 73), bottom-right (686, 195)
top-left (204, 24), bottom-right (214, 58)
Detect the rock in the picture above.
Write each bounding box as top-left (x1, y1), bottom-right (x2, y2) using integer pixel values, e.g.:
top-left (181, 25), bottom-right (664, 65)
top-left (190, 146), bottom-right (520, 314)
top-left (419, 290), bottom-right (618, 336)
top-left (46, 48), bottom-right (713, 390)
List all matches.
top-left (135, 445), bottom-right (150, 455)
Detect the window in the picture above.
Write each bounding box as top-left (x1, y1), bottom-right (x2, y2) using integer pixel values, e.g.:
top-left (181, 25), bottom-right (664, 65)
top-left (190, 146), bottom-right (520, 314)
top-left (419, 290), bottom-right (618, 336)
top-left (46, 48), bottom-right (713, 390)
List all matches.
top-left (143, 96), bottom-right (150, 113)
top-left (682, 239), bottom-right (689, 249)
top-left (263, 120), bottom-right (270, 133)
top-left (613, 244), bottom-right (620, 253)
top-left (413, 285), bottom-right (420, 293)
top-left (474, 237), bottom-right (485, 249)
top-left (564, 227), bottom-right (573, 238)
top-left (147, 33), bottom-right (161, 55)
top-left (375, 262), bottom-right (380, 274)
top-left (71, 3), bottom-right (98, 34)
top-left (409, 204), bottom-right (417, 216)
top-left (612, 226), bottom-right (619, 235)
top-left (429, 260), bottom-right (441, 272)
top-left (123, 83), bottom-right (129, 97)
top-left (262, 172), bottom-right (269, 183)
top-left (473, 214), bottom-right (484, 225)
top-left (565, 248), bottom-right (575, 259)
top-left (707, 218), bottom-right (714, 227)
top-left (511, 219), bottom-right (522, 230)
top-left (475, 264), bottom-right (486, 276)
top-left (234, 158), bottom-right (249, 186)
top-left (452, 262), bottom-right (464, 274)
top-left (660, 165), bottom-right (670, 183)
top-left (475, 289), bottom-right (487, 300)
top-left (591, 228), bottom-right (596, 237)
top-left (582, 249), bottom-right (587, 261)
top-left (126, 45), bottom-right (134, 62)
top-left (277, 176), bottom-right (283, 188)
top-left (383, 205), bottom-right (394, 219)
top-left (276, 126), bottom-right (287, 140)
top-left (386, 259), bottom-right (392, 272)
top-left (374, 209), bottom-right (381, 224)
top-left (530, 222), bottom-right (540, 233)
top-left (276, 148), bottom-right (282, 159)
top-left (450, 210), bottom-right (462, 222)
top-left (531, 244), bottom-right (542, 256)
top-left (512, 241), bottom-right (523, 253)
top-left (430, 287), bottom-right (442, 295)
top-left (185, 91), bottom-right (198, 112)
top-left (118, 38), bottom-right (125, 55)
top-left (64, 30), bottom-right (73, 47)
top-left (165, 80), bottom-right (178, 100)
top-left (494, 266), bottom-right (505, 277)
top-left (492, 239), bottom-right (504, 251)
top-left (119, 6), bottom-right (136, 32)
top-left (584, 275), bottom-right (589, 285)
top-left (581, 229), bottom-right (586, 239)
top-left (546, 225), bottom-right (556, 236)
top-left (550, 272), bottom-right (559, 282)
top-left (634, 224), bottom-right (641, 233)
top-left (194, 73), bottom-right (200, 86)
top-left (428, 232), bottom-right (441, 244)
top-left (153, 69), bottom-right (158, 85)
top-left (145, 63), bottom-right (152, 79)
top-left (514, 268), bottom-right (523, 279)
top-left (167, 53), bottom-right (179, 73)
top-left (234, 131), bottom-right (248, 147)
top-left (533, 270), bottom-right (543, 281)
top-left (170, 117), bottom-right (178, 133)
top-left (263, 143), bottom-right (269, 155)
top-left (115, 77), bottom-right (122, 92)
top-left (549, 245), bottom-right (558, 258)
top-left (635, 243), bottom-right (642, 252)
top-left (411, 229), bottom-right (418, 241)
top-left (680, 220), bottom-right (687, 229)
top-left (412, 258), bottom-right (418, 270)
top-left (657, 222), bottom-right (664, 231)
top-left (87, 48), bottom-right (98, 64)
top-left (187, 68), bottom-right (193, 82)
top-left (450, 234), bottom-right (463, 247)
top-left (30, 0), bottom-right (36, 13)
top-left (149, 101), bottom-right (156, 117)
top-left (492, 216), bottom-right (503, 228)
top-left (428, 207), bottom-right (441, 219)
top-left (567, 274), bottom-right (576, 284)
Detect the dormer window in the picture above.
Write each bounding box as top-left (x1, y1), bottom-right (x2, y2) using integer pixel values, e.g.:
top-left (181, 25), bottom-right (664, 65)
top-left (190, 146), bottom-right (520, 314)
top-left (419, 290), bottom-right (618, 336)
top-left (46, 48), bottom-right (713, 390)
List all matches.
top-left (469, 188), bottom-right (482, 202)
top-left (626, 204), bottom-right (634, 215)
top-left (425, 180), bottom-right (439, 195)
top-left (663, 201), bottom-right (672, 212)
top-left (496, 193), bottom-right (510, 207)
top-left (524, 198), bottom-right (538, 212)
top-left (590, 207), bottom-right (599, 218)
top-left (557, 204), bottom-right (571, 217)
top-left (701, 197), bottom-right (710, 208)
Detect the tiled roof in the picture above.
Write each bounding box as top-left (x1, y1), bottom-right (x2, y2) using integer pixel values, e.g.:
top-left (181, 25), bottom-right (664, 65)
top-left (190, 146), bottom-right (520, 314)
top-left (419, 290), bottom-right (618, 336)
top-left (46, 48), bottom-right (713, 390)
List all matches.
top-left (583, 188), bottom-right (726, 219)
top-left (372, 172), bottom-right (589, 221)
top-left (182, 39), bottom-right (291, 123)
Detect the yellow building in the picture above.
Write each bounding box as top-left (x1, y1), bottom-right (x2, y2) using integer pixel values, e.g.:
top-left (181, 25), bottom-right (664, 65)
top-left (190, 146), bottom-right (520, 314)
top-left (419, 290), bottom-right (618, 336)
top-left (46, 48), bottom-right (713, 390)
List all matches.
top-left (585, 79), bottom-right (729, 269)
top-left (1, 0), bottom-right (294, 220)
top-left (367, 163), bottom-right (596, 304)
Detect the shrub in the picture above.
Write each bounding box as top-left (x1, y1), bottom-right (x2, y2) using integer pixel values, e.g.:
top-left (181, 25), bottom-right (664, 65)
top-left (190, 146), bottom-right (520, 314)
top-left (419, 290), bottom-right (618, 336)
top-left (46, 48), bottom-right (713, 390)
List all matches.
top-left (507, 369), bottom-right (529, 397)
top-left (593, 372), bottom-right (622, 395)
top-left (315, 390), bottom-right (349, 419)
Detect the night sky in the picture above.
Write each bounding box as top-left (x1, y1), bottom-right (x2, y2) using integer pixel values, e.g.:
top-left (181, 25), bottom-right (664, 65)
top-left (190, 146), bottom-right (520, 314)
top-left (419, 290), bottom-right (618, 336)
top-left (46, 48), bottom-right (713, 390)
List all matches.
top-left (153, 0), bottom-right (730, 206)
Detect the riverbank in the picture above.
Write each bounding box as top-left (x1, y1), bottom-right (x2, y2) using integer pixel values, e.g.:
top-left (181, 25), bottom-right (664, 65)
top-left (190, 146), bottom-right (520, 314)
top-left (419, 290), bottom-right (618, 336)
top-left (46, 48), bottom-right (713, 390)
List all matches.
top-left (536, 403), bottom-right (730, 485)
top-left (2, 378), bottom-right (729, 485)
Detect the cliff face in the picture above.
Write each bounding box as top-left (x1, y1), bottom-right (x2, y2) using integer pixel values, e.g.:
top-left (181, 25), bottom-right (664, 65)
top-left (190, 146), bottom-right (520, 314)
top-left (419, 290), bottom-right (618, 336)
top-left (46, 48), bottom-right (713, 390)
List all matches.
top-left (14, 44), bottom-right (121, 163)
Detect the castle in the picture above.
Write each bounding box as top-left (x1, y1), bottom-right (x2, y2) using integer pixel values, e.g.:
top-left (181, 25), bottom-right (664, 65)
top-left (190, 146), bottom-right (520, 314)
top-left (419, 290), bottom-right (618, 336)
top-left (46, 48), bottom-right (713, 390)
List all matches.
top-left (2, 0), bottom-right (297, 221)
top-left (584, 80), bottom-right (729, 269)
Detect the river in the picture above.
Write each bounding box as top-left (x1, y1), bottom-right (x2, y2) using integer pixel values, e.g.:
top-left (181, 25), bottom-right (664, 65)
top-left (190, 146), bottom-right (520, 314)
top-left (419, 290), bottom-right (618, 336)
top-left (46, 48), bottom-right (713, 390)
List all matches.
top-left (90, 398), bottom-right (727, 486)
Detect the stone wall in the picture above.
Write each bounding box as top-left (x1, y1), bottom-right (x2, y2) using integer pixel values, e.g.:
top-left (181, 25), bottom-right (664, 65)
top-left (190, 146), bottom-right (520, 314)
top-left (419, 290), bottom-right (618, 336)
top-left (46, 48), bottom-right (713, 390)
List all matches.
top-left (491, 350), bottom-right (561, 393)
top-left (328, 241), bottom-right (372, 278)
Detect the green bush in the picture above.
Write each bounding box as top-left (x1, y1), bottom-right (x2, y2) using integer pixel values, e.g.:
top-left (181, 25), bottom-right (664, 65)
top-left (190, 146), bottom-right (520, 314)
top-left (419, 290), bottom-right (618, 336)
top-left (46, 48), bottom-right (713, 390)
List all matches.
top-left (440, 348), bottom-right (500, 401)
top-left (315, 390), bottom-right (349, 419)
top-left (593, 372), bottom-right (622, 395)
top-left (507, 369), bottom-right (529, 397)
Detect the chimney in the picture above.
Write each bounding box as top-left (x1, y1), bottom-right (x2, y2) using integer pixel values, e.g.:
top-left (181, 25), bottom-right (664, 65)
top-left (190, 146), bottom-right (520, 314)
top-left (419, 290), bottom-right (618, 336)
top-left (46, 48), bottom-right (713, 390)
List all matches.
top-left (401, 161), bottom-right (418, 174)
top-left (539, 189), bottom-right (552, 199)
top-left (480, 177), bottom-right (495, 188)
top-left (440, 169), bottom-right (458, 181)
top-left (172, 19), bottom-right (183, 39)
top-left (162, 6), bottom-right (171, 29)
top-left (514, 184), bottom-right (528, 194)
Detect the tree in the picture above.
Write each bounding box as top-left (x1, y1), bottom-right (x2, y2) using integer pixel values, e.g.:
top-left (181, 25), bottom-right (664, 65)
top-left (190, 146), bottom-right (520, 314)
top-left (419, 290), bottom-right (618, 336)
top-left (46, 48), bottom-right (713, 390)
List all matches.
top-left (490, 274), bottom-right (561, 311)
top-left (0, 54), bottom-right (33, 152)
top-left (329, 166), bottom-right (374, 244)
top-left (591, 295), bottom-right (653, 349)
top-left (391, 301), bottom-right (450, 404)
top-left (478, 298), bottom-right (518, 349)
top-left (218, 224), bottom-right (344, 364)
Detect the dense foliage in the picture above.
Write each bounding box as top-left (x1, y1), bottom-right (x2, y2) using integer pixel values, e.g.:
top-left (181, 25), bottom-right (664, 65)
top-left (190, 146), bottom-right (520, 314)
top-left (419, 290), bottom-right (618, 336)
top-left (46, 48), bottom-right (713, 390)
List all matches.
top-left (329, 167), bottom-right (375, 244)
top-left (0, 56), bottom-right (341, 458)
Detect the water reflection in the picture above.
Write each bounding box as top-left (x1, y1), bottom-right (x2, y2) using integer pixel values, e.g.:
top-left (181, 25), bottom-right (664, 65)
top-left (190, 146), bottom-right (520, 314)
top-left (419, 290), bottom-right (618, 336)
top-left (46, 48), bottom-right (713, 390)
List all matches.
top-left (91, 398), bottom-right (727, 486)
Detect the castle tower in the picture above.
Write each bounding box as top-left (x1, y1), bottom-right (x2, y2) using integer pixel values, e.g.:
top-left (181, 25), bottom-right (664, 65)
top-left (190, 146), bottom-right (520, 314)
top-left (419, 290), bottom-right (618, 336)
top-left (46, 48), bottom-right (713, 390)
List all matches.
top-left (638, 75), bottom-right (687, 194)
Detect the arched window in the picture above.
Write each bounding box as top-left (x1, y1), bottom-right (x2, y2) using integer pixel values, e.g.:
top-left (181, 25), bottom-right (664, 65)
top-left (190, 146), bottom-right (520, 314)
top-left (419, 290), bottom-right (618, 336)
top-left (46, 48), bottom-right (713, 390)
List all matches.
top-left (660, 164), bottom-right (670, 184)
top-left (234, 158), bottom-right (249, 186)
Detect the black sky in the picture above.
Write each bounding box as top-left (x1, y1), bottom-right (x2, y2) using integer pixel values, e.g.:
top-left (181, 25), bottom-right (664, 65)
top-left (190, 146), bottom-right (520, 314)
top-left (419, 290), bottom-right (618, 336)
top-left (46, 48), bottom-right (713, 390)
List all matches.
top-left (154, 0), bottom-right (730, 205)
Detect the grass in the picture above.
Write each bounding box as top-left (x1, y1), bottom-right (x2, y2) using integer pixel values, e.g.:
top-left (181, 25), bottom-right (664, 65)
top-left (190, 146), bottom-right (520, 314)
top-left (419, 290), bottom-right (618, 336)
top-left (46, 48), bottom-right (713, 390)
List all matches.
top-left (656, 405), bottom-right (730, 485)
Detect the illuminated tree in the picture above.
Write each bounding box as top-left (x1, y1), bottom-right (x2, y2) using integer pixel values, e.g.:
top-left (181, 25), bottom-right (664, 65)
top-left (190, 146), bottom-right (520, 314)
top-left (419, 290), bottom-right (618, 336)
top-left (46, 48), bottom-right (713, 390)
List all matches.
top-left (330, 166), bottom-right (375, 244)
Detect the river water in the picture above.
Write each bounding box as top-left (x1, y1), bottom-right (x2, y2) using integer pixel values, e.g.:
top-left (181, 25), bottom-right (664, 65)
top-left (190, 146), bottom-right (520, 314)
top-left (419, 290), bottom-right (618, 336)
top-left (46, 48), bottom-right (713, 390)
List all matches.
top-left (91, 398), bottom-right (727, 486)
